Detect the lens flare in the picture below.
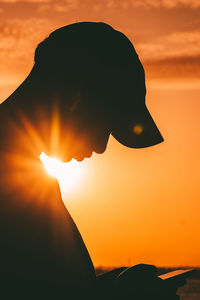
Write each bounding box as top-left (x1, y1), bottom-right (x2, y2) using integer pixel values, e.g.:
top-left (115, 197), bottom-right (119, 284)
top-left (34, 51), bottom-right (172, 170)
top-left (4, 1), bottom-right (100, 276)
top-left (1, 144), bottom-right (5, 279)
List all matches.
top-left (133, 124), bottom-right (143, 135)
top-left (39, 152), bottom-right (84, 193)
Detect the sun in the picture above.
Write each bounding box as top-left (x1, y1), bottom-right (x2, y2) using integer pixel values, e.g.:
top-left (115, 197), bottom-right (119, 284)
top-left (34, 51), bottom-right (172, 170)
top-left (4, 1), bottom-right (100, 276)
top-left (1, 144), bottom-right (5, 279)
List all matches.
top-left (40, 152), bottom-right (65, 178)
top-left (39, 152), bottom-right (84, 193)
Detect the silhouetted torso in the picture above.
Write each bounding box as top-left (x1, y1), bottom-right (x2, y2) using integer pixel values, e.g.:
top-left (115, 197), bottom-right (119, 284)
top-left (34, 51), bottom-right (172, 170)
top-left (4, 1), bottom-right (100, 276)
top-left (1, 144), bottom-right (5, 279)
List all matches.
top-left (0, 104), bottom-right (96, 298)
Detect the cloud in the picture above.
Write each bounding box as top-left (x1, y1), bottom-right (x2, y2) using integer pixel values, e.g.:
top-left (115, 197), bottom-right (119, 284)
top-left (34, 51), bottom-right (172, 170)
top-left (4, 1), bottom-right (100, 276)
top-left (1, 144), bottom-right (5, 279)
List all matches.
top-left (134, 29), bottom-right (200, 79)
top-left (0, 0), bottom-right (50, 2)
top-left (0, 18), bottom-right (51, 57)
top-left (52, 0), bottom-right (78, 12)
top-left (37, 0), bottom-right (79, 13)
top-left (0, 0), bottom-right (200, 10)
top-left (1, 0), bottom-right (200, 13)
top-left (137, 30), bottom-right (200, 61)
top-left (0, 0), bottom-right (79, 13)
top-left (125, 0), bottom-right (200, 9)
top-left (144, 56), bottom-right (200, 79)
top-left (85, 0), bottom-right (200, 10)
top-left (0, 18), bottom-right (57, 81)
top-left (0, 17), bottom-right (199, 82)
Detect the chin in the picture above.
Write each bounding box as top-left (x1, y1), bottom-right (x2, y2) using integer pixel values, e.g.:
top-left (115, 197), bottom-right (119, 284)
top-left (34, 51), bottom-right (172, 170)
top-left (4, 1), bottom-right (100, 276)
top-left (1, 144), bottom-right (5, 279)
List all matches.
top-left (75, 157), bottom-right (85, 162)
top-left (73, 152), bottom-right (93, 162)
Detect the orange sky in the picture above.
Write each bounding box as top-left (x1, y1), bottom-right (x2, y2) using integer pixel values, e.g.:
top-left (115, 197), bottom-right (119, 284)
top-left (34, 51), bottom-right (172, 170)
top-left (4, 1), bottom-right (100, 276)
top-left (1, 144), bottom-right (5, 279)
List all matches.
top-left (0, 0), bottom-right (200, 267)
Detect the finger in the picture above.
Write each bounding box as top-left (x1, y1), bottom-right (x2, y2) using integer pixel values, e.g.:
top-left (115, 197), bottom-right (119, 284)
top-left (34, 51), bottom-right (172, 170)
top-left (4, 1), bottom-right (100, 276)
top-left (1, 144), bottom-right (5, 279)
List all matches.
top-left (117, 264), bottom-right (158, 280)
top-left (97, 267), bottom-right (127, 282)
top-left (165, 278), bottom-right (187, 292)
top-left (164, 294), bottom-right (180, 300)
top-left (132, 264), bottom-right (158, 274)
top-left (172, 278), bottom-right (187, 288)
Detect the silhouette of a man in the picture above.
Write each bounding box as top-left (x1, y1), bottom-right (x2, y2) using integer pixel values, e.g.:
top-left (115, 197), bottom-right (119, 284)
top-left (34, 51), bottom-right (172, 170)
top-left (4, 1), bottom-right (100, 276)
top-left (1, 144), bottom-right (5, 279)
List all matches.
top-left (0, 22), bottom-right (181, 299)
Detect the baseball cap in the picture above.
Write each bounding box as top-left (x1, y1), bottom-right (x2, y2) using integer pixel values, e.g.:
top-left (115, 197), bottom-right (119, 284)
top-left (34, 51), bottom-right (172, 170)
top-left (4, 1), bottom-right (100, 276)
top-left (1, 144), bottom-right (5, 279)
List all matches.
top-left (35, 22), bottom-right (164, 148)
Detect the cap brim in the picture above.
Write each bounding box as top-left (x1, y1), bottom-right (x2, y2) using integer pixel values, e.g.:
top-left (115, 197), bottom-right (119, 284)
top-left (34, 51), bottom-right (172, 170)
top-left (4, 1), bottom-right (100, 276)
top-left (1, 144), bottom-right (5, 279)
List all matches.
top-left (111, 105), bottom-right (164, 148)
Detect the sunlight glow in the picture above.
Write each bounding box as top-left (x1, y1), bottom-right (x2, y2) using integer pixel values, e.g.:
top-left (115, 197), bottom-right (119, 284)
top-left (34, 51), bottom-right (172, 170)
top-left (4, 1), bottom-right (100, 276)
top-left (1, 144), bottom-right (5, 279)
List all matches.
top-left (40, 152), bottom-right (84, 192)
top-left (40, 152), bottom-right (64, 178)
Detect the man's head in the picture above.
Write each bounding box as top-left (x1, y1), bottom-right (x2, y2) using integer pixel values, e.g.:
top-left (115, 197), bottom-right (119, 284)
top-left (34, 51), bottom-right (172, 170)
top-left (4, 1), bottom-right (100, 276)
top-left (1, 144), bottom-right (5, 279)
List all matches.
top-left (3, 22), bottom-right (163, 161)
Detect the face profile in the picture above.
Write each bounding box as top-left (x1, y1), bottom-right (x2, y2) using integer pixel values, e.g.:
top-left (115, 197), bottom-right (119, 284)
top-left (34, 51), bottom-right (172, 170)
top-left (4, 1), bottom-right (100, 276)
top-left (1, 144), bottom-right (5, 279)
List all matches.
top-left (1, 21), bottom-right (163, 162)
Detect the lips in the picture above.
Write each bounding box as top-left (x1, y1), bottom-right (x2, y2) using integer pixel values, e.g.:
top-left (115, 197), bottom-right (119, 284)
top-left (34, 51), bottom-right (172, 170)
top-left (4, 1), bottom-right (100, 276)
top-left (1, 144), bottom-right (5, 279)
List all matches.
top-left (42, 147), bottom-right (93, 163)
top-left (45, 150), bottom-right (93, 163)
top-left (85, 152), bottom-right (92, 158)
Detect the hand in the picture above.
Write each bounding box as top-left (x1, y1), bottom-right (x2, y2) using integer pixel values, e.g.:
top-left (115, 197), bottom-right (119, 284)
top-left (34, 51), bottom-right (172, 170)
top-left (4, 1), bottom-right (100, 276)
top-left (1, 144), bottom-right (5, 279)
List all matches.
top-left (113, 264), bottom-right (181, 300)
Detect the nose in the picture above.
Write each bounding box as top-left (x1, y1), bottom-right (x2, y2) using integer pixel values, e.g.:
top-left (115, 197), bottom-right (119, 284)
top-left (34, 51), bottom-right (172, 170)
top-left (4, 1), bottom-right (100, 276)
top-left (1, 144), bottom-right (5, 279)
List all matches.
top-left (93, 132), bottom-right (110, 154)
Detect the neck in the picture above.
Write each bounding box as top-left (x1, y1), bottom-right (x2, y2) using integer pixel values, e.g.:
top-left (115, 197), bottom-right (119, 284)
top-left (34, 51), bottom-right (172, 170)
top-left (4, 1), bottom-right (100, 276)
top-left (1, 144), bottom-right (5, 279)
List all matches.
top-left (0, 91), bottom-right (49, 197)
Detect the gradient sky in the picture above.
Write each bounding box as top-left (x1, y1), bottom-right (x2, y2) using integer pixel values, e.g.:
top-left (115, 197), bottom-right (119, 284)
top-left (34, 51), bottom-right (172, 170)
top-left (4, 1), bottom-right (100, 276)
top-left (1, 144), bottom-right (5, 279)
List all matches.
top-left (0, 0), bottom-right (200, 267)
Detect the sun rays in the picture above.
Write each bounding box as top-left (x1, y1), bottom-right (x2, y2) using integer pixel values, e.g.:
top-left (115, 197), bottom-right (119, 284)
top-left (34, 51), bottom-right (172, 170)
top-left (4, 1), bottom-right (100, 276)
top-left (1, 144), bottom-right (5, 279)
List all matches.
top-left (40, 152), bottom-right (84, 193)
top-left (1, 104), bottom-right (87, 202)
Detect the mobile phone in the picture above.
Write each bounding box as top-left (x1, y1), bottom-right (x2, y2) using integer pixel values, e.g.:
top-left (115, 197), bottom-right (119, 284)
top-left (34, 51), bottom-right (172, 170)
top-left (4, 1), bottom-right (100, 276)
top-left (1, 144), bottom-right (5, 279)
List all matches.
top-left (158, 269), bottom-right (196, 282)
